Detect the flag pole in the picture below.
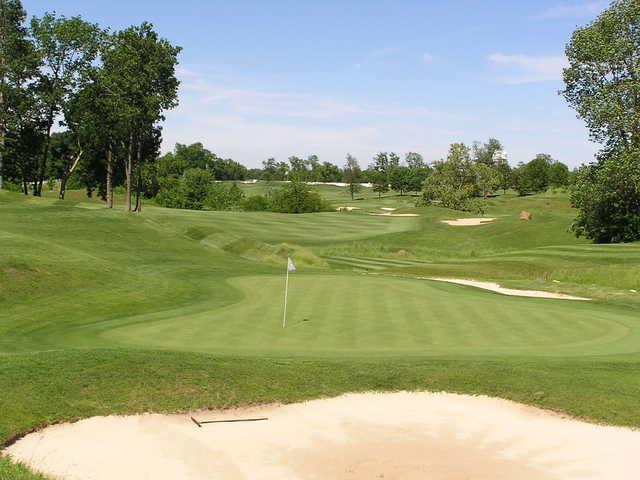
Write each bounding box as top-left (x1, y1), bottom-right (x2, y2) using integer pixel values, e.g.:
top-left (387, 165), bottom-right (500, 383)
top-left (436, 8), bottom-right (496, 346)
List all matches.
top-left (282, 263), bottom-right (290, 328)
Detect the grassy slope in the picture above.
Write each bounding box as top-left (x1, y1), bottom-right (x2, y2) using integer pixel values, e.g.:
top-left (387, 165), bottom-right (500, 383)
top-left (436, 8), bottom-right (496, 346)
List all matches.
top-left (1, 186), bottom-right (640, 478)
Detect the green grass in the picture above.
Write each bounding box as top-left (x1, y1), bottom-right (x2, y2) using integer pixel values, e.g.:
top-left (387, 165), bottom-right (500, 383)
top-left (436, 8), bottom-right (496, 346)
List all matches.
top-left (1, 185), bottom-right (640, 478)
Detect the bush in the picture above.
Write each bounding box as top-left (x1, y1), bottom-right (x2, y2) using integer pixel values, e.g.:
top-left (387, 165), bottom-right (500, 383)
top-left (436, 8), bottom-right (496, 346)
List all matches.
top-left (205, 182), bottom-right (244, 210)
top-left (241, 194), bottom-right (270, 211)
top-left (269, 181), bottom-right (330, 213)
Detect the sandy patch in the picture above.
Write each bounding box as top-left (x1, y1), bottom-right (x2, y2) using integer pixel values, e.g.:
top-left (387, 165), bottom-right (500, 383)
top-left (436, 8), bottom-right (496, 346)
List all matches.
top-left (369, 212), bottom-right (421, 217)
top-left (428, 277), bottom-right (590, 301)
top-left (6, 392), bottom-right (637, 480)
top-left (442, 218), bottom-right (496, 226)
top-left (380, 207), bottom-right (397, 211)
top-left (336, 206), bottom-right (361, 212)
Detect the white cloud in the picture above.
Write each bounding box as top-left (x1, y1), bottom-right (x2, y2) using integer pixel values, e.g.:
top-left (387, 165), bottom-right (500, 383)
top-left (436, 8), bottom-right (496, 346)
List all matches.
top-left (488, 52), bottom-right (568, 84)
top-left (422, 52), bottom-right (434, 62)
top-left (536, 1), bottom-right (608, 19)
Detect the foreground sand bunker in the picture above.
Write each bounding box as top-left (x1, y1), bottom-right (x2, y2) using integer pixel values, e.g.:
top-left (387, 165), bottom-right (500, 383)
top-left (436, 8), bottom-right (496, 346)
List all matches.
top-left (428, 278), bottom-right (591, 300)
top-left (6, 392), bottom-right (639, 480)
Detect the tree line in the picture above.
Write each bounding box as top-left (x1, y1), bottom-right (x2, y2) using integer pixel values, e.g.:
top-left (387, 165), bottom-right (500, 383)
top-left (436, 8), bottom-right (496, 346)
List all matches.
top-left (149, 138), bottom-right (570, 214)
top-left (0, 0), bottom-right (180, 211)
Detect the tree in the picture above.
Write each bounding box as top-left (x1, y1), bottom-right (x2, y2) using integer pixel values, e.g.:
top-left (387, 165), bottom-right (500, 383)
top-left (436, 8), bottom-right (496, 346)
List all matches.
top-left (494, 157), bottom-right (512, 194)
top-left (269, 180), bottom-right (328, 213)
top-left (548, 161), bottom-right (570, 188)
top-left (473, 162), bottom-right (500, 198)
top-left (0, 0), bottom-right (37, 190)
top-left (571, 151), bottom-right (640, 243)
top-left (30, 13), bottom-right (102, 196)
top-left (472, 138), bottom-right (503, 166)
top-left (562, 0), bottom-right (640, 154)
top-left (513, 154), bottom-right (552, 195)
top-left (48, 131), bottom-right (83, 199)
top-left (288, 156), bottom-right (307, 181)
top-left (101, 23), bottom-right (180, 211)
top-left (388, 165), bottom-right (411, 195)
top-left (343, 154), bottom-right (361, 200)
top-left (370, 169), bottom-right (388, 198)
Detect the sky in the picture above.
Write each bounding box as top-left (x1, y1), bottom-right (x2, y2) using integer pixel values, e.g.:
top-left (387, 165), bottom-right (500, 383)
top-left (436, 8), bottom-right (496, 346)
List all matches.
top-left (25, 0), bottom-right (611, 168)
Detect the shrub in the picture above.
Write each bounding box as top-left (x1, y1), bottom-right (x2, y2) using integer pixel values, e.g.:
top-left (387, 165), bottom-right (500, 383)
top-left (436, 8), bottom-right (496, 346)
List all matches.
top-left (269, 181), bottom-right (330, 213)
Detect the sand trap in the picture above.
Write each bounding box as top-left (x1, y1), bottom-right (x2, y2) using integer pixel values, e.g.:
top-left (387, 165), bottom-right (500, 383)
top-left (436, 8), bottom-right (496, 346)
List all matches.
top-left (369, 212), bottom-right (421, 217)
top-left (442, 218), bottom-right (495, 226)
top-left (429, 277), bottom-right (590, 300)
top-left (380, 207), bottom-right (397, 211)
top-left (6, 392), bottom-right (638, 480)
top-left (336, 206), bottom-right (361, 212)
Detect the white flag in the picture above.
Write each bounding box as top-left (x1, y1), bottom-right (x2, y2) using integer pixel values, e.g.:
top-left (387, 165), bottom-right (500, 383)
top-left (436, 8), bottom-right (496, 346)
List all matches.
top-left (287, 257), bottom-right (296, 273)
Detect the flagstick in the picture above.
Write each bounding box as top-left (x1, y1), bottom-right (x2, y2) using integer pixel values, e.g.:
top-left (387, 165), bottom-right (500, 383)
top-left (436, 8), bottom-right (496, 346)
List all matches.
top-left (282, 263), bottom-right (290, 328)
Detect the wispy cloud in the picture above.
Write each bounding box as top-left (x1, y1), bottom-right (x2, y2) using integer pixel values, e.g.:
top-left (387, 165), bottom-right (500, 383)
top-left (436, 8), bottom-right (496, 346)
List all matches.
top-left (422, 52), bottom-right (434, 62)
top-left (488, 52), bottom-right (568, 84)
top-left (163, 68), bottom-right (466, 164)
top-left (535, 1), bottom-right (608, 19)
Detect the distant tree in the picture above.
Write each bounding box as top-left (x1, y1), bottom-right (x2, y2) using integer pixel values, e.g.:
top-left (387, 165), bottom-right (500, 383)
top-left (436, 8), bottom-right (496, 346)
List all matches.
top-left (548, 161), bottom-right (570, 188)
top-left (388, 165), bottom-right (412, 195)
top-left (343, 154), bottom-right (361, 200)
top-left (473, 162), bottom-right (500, 198)
top-left (472, 138), bottom-right (503, 166)
top-left (370, 169), bottom-right (388, 198)
top-left (513, 154), bottom-right (552, 195)
top-left (404, 152), bottom-right (430, 193)
top-left (288, 156), bottom-right (307, 181)
top-left (270, 180), bottom-right (328, 213)
top-left (494, 157), bottom-right (512, 194)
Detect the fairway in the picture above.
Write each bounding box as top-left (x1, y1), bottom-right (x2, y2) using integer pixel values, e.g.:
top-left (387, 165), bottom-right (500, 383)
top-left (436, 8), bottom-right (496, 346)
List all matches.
top-left (102, 274), bottom-right (640, 357)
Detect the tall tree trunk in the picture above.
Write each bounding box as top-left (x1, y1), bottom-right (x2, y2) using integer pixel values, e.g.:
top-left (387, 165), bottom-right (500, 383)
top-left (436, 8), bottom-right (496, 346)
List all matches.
top-left (124, 131), bottom-right (133, 212)
top-left (134, 137), bottom-right (142, 212)
top-left (36, 112), bottom-right (55, 197)
top-left (22, 178), bottom-right (27, 195)
top-left (58, 151), bottom-right (83, 200)
top-left (106, 144), bottom-right (113, 208)
top-left (0, 89), bottom-right (4, 191)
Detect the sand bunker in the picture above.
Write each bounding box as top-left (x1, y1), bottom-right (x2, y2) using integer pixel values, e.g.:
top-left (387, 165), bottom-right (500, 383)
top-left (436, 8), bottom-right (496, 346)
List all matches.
top-left (336, 206), bottom-right (360, 212)
top-left (380, 207), bottom-right (397, 211)
top-left (6, 392), bottom-right (638, 480)
top-left (429, 277), bottom-right (590, 300)
top-left (369, 212), bottom-right (421, 217)
top-left (442, 218), bottom-right (496, 226)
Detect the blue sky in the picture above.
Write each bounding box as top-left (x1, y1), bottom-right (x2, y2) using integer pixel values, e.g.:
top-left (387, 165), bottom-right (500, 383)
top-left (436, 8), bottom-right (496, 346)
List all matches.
top-left (26, 0), bottom-right (610, 168)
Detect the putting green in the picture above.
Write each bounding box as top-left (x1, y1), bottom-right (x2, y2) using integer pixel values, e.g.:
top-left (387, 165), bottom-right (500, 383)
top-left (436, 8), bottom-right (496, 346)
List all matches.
top-left (102, 274), bottom-right (640, 357)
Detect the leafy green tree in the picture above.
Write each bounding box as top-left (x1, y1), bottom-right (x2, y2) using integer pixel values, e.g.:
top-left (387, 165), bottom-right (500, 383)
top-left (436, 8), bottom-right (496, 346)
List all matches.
top-left (494, 157), bottom-right (512, 194)
top-left (404, 152), bottom-right (430, 193)
top-left (473, 162), bottom-right (500, 198)
top-left (472, 138), bottom-right (503, 166)
top-left (0, 0), bottom-right (36, 190)
top-left (30, 13), bottom-right (102, 196)
top-left (205, 182), bottom-right (244, 210)
top-left (101, 23), bottom-right (180, 211)
top-left (288, 156), bottom-right (307, 181)
top-left (388, 165), bottom-right (412, 195)
top-left (562, 0), bottom-right (640, 154)
top-left (571, 151), bottom-right (640, 243)
top-left (48, 131), bottom-right (83, 199)
top-left (269, 180), bottom-right (328, 213)
top-left (548, 161), bottom-right (570, 188)
top-left (343, 154), bottom-right (361, 200)
top-left (370, 169), bottom-right (388, 198)
top-left (513, 154), bottom-right (552, 195)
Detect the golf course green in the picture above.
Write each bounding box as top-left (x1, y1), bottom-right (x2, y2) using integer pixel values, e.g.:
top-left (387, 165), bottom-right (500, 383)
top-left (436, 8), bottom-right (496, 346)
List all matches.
top-left (1, 185), bottom-right (640, 478)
